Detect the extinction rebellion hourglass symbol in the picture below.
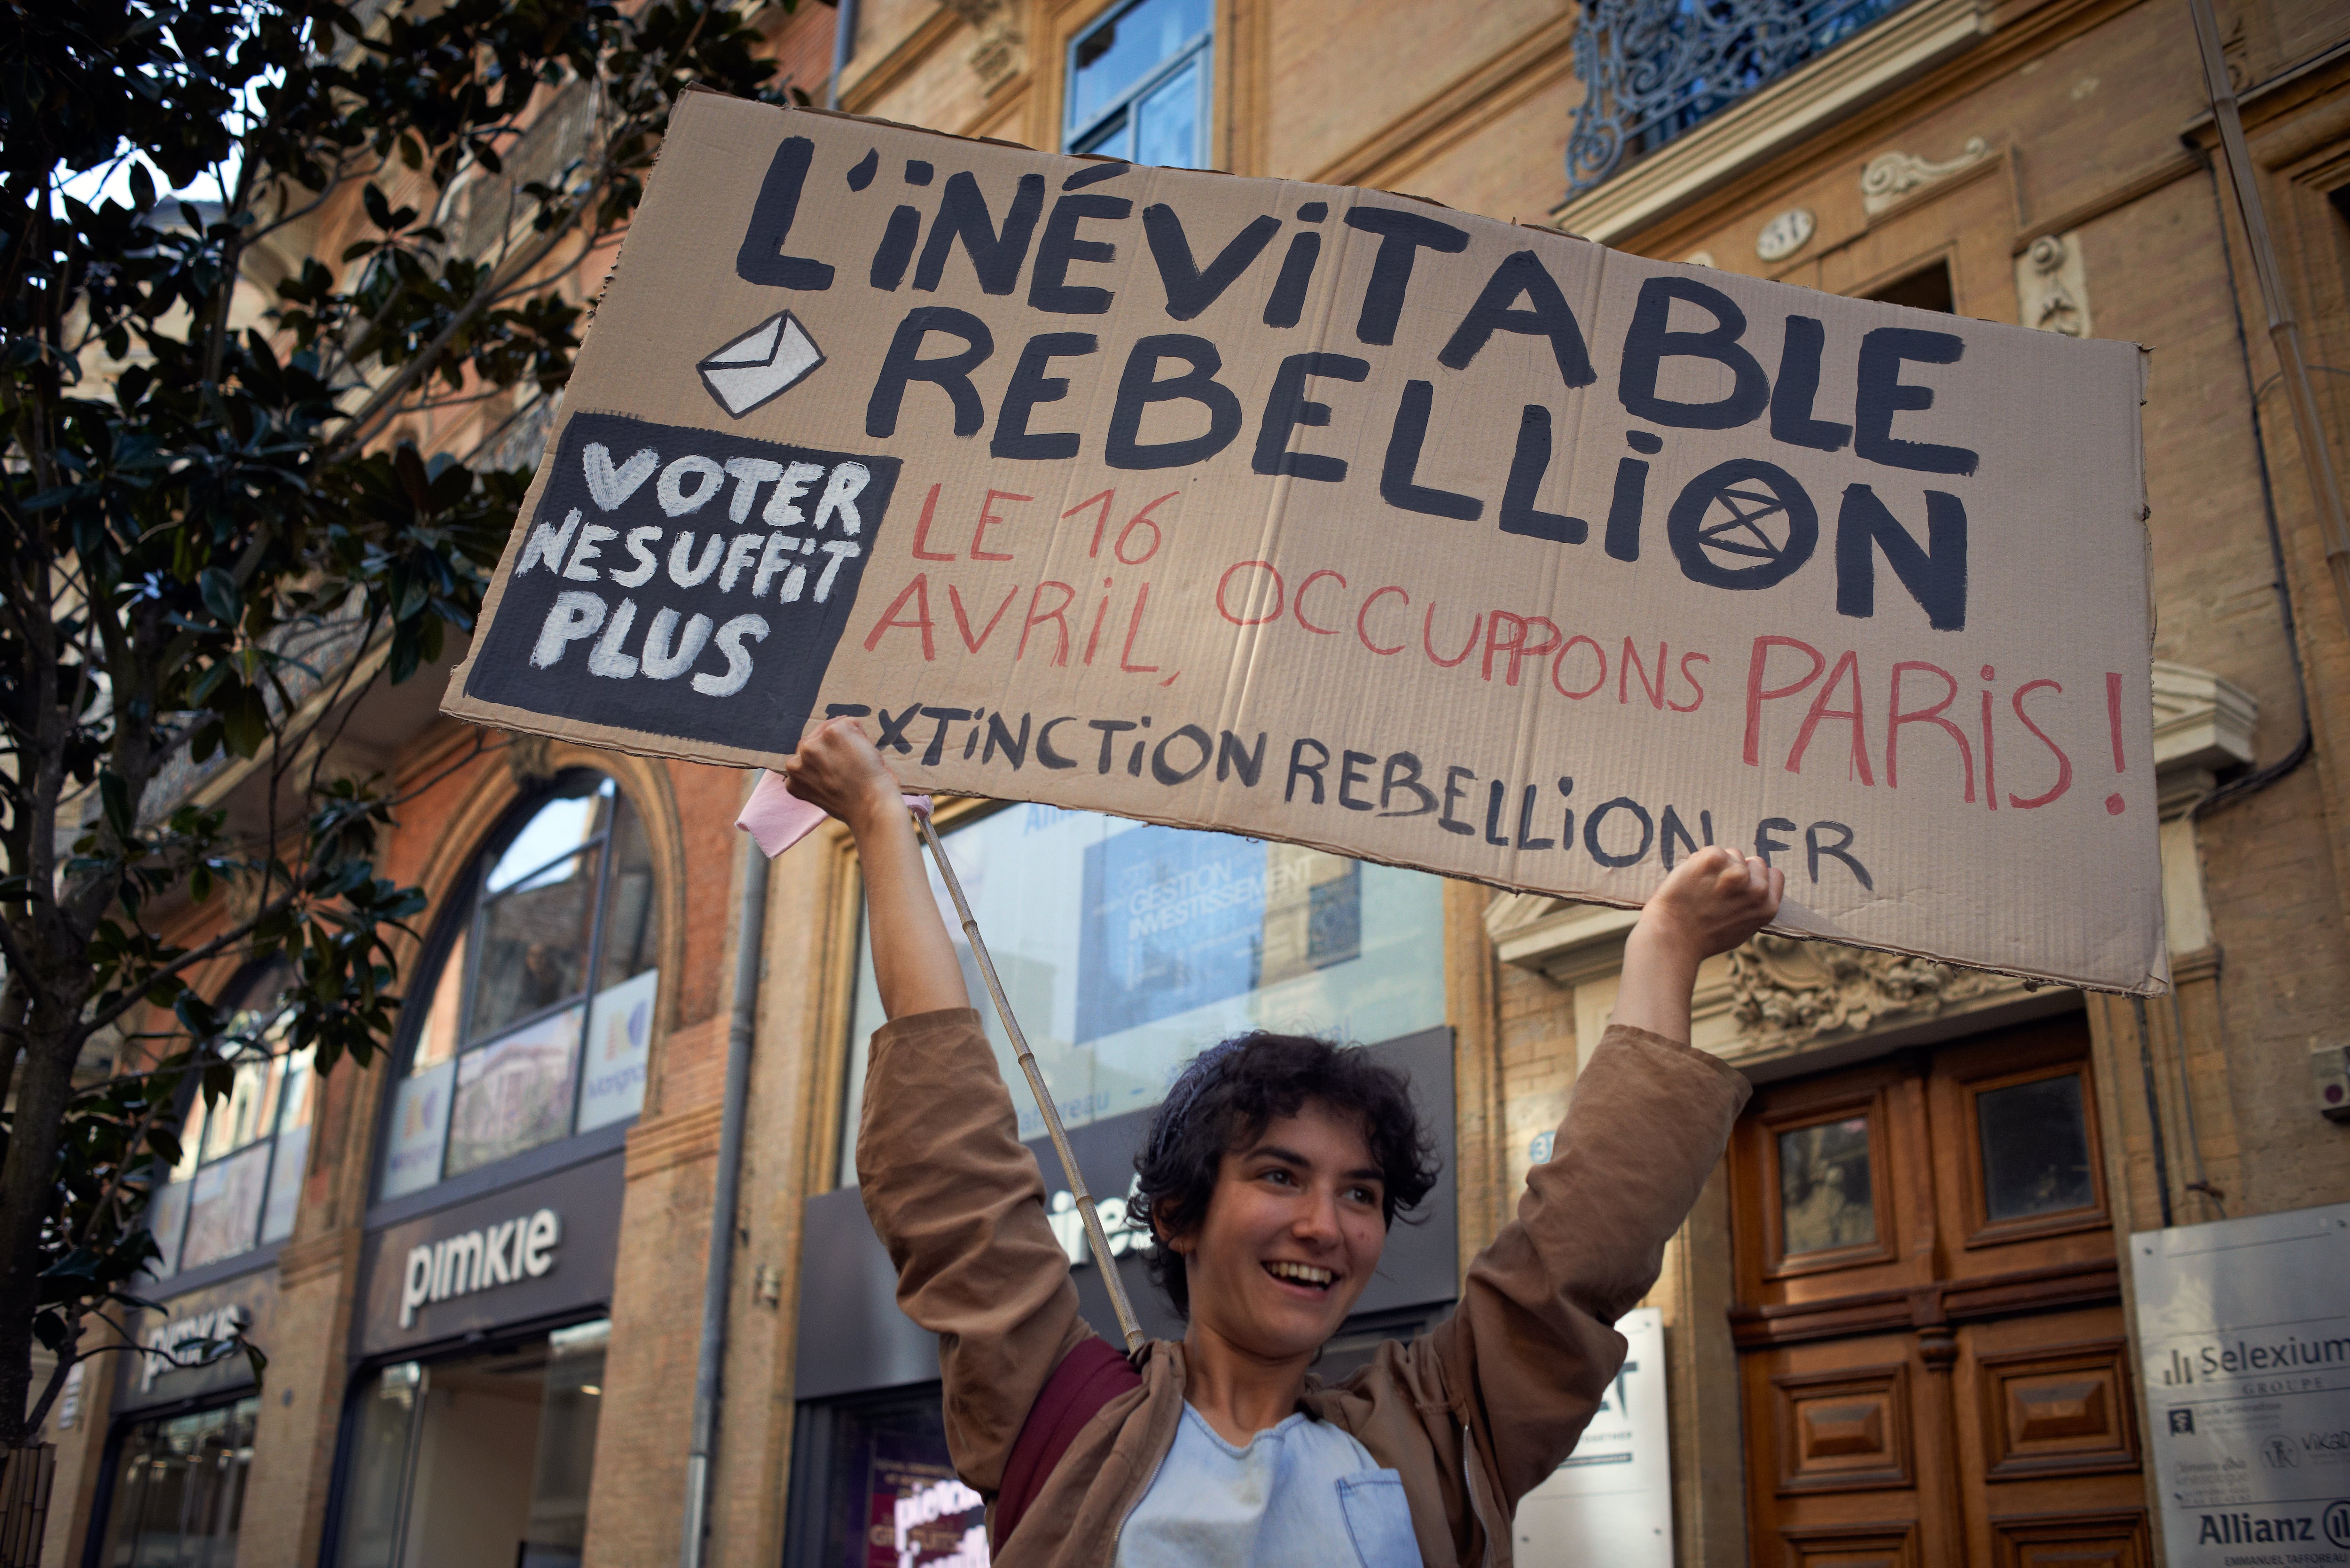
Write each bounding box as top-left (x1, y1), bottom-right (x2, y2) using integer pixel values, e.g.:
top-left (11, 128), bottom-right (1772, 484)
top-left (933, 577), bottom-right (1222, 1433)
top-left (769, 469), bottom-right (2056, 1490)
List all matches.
top-left (1666, 459), bottom-right (1819, 591)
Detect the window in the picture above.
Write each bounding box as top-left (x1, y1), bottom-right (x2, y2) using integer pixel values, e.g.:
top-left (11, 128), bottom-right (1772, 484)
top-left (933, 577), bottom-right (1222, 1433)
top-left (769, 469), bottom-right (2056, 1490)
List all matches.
top-left (1065, 0), bottom-right (1213, 166)
top-left (145, 964), bottom-right (313, 1279)
top-left (837, 805), bottom-right (1447, 1186)
top-left (334, 1321), bottom-right (609, 1568)
top-left (96, 1396), bottom-right (259, 1568)
top-left (1865, 260), bottom-right (1955, 313)
top-left (1975, 1071), bottom-right (2093, 1222)
top-left (1776, 1113), bottom-right (1874, 1256)
top-left (379, 774), bottom-right (659, 1201)
top-left (1566, 0), bottom-right (1926, 192)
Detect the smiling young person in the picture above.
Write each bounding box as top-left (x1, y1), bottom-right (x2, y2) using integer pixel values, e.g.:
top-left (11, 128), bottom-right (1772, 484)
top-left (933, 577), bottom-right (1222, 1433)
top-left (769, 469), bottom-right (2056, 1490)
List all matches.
top-left (784, 718), bottom-right (1780, 1568)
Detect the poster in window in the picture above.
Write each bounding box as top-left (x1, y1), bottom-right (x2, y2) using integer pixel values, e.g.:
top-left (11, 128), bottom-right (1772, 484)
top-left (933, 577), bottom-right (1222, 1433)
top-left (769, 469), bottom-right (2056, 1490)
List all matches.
top-left (577, 969), bottom-right (658, 1132)
top-left (1076, 826), bottom-right (1266, 1043)
top-left (447, 1008), bottom-right (583, 1176)
top-left (180, 1142), bottom-right (270, 1271)
top-left (381, 1059), bottom-right (454, 1200)
top-left (144, 1180), bottom-right (190, 1279)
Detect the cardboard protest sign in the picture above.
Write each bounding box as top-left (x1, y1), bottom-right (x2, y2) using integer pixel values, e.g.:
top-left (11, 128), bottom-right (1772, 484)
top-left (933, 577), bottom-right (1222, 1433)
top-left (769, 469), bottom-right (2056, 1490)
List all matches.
top-left (444, 91), bottom-right (2166, 995)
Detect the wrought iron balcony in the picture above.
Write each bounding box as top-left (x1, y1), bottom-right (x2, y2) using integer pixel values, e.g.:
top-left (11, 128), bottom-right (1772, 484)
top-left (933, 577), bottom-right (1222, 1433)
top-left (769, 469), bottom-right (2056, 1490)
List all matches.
top-left (1566, 0), bottom-right (1922, 192)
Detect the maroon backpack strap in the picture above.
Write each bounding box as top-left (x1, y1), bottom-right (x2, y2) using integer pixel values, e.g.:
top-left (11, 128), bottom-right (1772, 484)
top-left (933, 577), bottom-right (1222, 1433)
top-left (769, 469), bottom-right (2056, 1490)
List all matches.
top-left (995, 1337), bottom-right (1144, 1549)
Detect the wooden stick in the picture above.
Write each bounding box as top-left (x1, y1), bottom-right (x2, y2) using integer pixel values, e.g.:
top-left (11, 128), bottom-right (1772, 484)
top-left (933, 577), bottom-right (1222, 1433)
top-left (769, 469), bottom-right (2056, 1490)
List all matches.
top-left (914, 809), bottom-right (1146, 1353)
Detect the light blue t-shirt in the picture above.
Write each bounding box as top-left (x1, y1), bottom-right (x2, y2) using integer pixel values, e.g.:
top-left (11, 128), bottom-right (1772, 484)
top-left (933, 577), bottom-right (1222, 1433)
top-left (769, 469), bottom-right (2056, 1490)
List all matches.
top-left (1113, 1403), bottom-right (1421, 1568)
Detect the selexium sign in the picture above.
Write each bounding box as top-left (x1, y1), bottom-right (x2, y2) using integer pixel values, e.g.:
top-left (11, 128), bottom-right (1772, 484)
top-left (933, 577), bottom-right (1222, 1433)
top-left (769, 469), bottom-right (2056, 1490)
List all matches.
top-left (2134, 1201), bottom-right (2350, 1566)
top-left (400, 1207), bottom-right (561, 1327)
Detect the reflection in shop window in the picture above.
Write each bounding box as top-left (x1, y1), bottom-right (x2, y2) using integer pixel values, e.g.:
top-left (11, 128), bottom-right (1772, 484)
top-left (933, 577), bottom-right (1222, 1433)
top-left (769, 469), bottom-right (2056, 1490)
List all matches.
top-left (1778, 1115), bottom-right (1875, 1256)
top-left (97, 1395), bottom-right (259, 1568)
top-left (335, 1319), bottom-right (609, 1568)
top-left (1977, 1071), bottom-right (2093, 1221)
top-left (1065, 0), bottom-right (1213, 166)
top-left (838, 806), bottom-right (1447, 1186)
top-left (380, 775), bottom-right (660, 1201)
top-left (144, 963), bottom-right (314, 1279)
top-left (791, 1385), bottom-right (987, 1568)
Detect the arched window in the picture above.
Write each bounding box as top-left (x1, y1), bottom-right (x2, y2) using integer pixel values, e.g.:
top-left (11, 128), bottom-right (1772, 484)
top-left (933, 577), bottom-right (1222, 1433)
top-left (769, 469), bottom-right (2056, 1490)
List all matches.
top-left (379, 772), bottom-right (660, 1201)
top-left (145, 960), bottom-right (313, 1279)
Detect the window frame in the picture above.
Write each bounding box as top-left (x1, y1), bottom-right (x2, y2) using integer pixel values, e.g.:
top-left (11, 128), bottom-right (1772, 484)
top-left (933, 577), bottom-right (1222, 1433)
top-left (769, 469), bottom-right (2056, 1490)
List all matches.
top-left (373, 770), bottom-right (659, 1206)
top-left (1757, 1084), bottom-right (1897, 1280)
top-left (147, 960), bottom-right (313, 1280)
top-left (1958, 1058), bottom-right (2107, 1249)
top-left (1062, 0), bottom-right (1215, 165)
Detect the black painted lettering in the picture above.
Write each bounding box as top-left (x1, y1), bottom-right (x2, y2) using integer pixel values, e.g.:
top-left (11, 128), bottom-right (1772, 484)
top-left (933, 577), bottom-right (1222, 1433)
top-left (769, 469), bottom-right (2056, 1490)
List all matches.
top-left (1499, 406), bottom-right (1586, 543)
top-left (1381, 381), bottom-right (1482, 520)
top-left (1143, 206), bottom-right (1283, 321)
top-left (1339, 750), bottom-right (1376, 811)
top-left (1287, 738), bottom-right (1331, 804)
top-left (1835, 484), bottom-right (1967, 631)
top-left (1378, 753), bottom-right (1437, 816)
top-left (1253, 353), bottom-right (1370, 483)
top-left (1769, 316), bottom-right (1852, 452)
top-left (914, 171), bottom-right (1047, 296)
top-left (1341, 205), bottom-right (1471, 345)
top-left (735, 137), bottom-right (835, 290)
top-left (1436, 250), bottom-right (1596, 388)
top-left (1029, 192), bottom-right (1131, 314)
top-left (1618, 276), bottom-right (1770, 430)
top-left (1105, 335), bottom-right (1244, 470)
top-left (1217, 730), bottom-right (1267, 786)
top-left (992, 332), bottom-right (1098, 460)
top-left (1853, 327), bottom-right (1980, 475)
top-left (868, 307), bottom-right (995, 438)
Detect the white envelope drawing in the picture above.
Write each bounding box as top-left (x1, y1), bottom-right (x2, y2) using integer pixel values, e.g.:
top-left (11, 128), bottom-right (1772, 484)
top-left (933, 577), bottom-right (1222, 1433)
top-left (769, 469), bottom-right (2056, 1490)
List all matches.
top-left (697, 310), bottom-right (825, 418)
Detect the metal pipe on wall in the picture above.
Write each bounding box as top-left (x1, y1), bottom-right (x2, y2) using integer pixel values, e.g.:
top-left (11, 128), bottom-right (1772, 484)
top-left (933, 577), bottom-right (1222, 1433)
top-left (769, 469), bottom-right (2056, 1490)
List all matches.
top-left (2187, 0), bottom-right (2350, 635)
top-left (827, 0), bottom-right (857, 109)
top-left (681, 822), bottom-right (770, 1568)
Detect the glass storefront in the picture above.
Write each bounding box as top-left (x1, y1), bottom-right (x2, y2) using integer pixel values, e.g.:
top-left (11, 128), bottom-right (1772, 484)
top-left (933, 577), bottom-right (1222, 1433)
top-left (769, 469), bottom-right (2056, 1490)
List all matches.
top-left (380, 774), bottom-right (660, 1201)
top-left (95, 1397), bottom-right (259, 1568)
top-left (838, 805), bottom-right (1448, 1181)
top-left (334, 1319), bottom-right (610, 1568)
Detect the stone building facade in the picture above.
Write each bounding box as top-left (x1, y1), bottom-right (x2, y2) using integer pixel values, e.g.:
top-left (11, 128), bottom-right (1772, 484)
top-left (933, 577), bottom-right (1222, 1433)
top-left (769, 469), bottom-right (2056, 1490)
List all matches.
top-left (32, 0), bottom-right (2350, 1565)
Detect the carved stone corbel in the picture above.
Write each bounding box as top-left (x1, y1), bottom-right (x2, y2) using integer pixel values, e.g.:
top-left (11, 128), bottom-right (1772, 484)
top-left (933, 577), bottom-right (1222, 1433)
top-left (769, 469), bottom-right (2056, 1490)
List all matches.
top-left (2016, 232), bottom-right (2092, 338)
top-left (938, 0), bottom-right (1025, 93)
top-left (1859, 135), bottom-right (1989, 215)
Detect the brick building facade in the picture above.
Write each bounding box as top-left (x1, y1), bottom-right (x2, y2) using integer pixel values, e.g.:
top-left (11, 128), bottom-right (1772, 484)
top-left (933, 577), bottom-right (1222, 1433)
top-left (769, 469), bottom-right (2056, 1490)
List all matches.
top-left (33, 0), bottom-right (2350, 1564)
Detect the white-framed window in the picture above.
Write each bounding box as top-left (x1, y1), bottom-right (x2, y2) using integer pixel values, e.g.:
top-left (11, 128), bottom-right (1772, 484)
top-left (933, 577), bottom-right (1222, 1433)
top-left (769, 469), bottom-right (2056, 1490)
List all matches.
top-left (838, 805), bottom-right (1448, 1186)
top-left (1064, 0), bottom-right (1214, 167)
top-left (377, 772), bottom-right (660, 1202)
top-left (145, 962), bottom-right (313, 1279)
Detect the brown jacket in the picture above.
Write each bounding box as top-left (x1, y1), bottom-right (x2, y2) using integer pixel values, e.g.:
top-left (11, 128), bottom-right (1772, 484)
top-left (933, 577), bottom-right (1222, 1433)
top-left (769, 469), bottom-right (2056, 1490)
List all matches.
top-left (854, 1008), bottom-right (1750, 1567)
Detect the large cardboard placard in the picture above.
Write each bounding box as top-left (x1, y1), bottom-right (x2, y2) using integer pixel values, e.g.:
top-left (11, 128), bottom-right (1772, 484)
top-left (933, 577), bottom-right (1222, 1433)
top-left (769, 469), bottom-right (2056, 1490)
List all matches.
top-left (445, 92), bottom-right (2165, 994)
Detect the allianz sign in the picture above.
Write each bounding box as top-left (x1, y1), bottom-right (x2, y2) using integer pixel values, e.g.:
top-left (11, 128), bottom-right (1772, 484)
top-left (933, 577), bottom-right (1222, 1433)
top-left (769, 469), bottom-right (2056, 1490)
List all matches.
top-left (400, 1208), bottom-right (561, 1327)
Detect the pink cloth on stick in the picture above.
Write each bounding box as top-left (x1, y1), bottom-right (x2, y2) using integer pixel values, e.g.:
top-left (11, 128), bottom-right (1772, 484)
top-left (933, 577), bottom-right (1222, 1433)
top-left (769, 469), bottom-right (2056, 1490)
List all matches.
top-left (734, 770), bottom-right (930, 858)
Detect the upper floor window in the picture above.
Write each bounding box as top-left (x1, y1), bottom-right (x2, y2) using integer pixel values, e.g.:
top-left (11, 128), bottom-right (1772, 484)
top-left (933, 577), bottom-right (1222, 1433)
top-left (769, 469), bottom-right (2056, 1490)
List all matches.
top-left (1567, 0), bottom-right (1923, 192)
top-left (146, 962), bottom-right (313, 1279)
top-left (1065, 0), bottom-right (1213, 166)
top-left (837, 805), bottom-right (1446, 1186)
top-left (378, 773), bottom-right (660, 1202)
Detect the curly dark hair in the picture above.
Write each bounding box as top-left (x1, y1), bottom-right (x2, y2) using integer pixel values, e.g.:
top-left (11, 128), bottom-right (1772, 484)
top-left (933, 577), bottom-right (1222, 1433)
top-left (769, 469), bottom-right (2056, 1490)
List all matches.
top-left (1129, 1032), bottom-right (1441, 1319)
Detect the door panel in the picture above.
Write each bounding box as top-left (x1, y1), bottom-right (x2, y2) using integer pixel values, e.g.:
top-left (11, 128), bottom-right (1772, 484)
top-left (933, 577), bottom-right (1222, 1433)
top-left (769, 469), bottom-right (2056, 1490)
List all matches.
top-left (1732, 1015), bottom-right (2146, 1568)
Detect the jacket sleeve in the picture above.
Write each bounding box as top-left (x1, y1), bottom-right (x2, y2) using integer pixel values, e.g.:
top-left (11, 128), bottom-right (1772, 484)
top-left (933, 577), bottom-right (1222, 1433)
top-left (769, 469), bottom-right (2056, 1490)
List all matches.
top-left (854, 1007), bottom-right (1095, 1493)
top-left (1422, 1022), bottom-right (1750, 1516)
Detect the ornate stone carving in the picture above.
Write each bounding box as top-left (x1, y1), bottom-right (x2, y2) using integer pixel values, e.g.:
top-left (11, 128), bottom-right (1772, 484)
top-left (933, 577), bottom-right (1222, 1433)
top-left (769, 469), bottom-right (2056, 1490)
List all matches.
top-left (2016, 231), bottom-right (2092, 338)
top-left (939, 0), bottom-right (1025, 92)
top-left (1859, 135), bottom-right (1988, 214)
top-left (1727, 933), bottom-right (2009, 1052)
top-left (1756, 206), bottom-right (1815, 261)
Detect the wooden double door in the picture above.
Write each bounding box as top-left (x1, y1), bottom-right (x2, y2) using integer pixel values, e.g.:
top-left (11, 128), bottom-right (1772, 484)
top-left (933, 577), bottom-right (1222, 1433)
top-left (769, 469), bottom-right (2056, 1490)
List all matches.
top-left (1730, 1015), bottom-right (2151, 1568)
